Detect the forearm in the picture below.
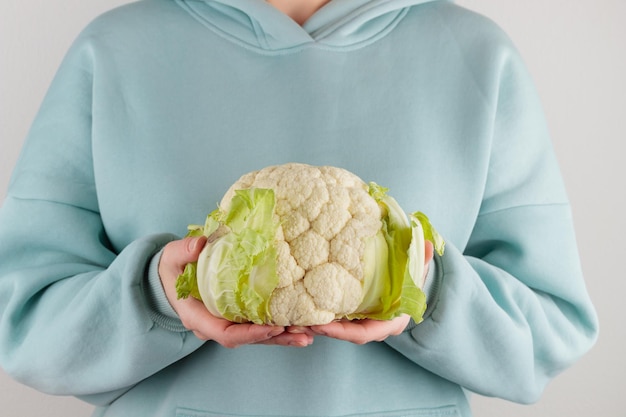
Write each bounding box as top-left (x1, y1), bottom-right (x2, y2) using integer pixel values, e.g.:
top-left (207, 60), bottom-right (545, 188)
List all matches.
top-left (0, 197), bottom-right (202, 398)
top-left (386, 205), bottom-right (598, 403)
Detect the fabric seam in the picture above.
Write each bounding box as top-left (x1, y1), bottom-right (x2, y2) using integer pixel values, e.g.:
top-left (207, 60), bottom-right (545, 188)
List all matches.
top-left (477, 201), bottom-right (571, 218)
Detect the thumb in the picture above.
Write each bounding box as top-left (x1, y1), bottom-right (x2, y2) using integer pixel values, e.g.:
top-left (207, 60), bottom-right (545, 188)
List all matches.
top-left (160, 236), bottom-right (208, 277)
top-left (179, 236), bottom-right (208, 263)
top-left (424, 240), bottom-right (434, 266)
top-left (158, 236), bottom-right (207, 314)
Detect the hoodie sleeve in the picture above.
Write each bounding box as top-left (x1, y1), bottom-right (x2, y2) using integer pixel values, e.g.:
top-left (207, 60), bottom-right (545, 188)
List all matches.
top-left (0, 32), bottom-right (203, 404)
top-left (386, 20), bottom-right (598, 403)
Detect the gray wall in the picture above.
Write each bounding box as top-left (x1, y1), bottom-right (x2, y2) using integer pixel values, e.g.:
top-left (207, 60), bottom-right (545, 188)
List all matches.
top-left (1, 1), bottom-right (623, 415)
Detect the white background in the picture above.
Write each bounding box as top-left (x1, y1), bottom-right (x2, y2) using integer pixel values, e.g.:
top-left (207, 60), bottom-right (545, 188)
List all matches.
top-left (1, 1), bottom-right (624, 416)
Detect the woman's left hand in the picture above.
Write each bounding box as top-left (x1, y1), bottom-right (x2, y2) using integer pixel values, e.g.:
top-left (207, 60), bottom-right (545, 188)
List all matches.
top-left (298, 240), bottom-right (434, 344)
top-left (307, 314), bottom-right (411, 344)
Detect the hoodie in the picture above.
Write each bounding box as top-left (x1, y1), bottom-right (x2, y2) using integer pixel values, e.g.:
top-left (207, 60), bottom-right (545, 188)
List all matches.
top-left (0, 1), bottom-right (598, 416)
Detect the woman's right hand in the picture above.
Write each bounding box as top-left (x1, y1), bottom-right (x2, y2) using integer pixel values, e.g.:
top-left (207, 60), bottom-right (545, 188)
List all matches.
top-left (158, 236), bottom-right (313, 348)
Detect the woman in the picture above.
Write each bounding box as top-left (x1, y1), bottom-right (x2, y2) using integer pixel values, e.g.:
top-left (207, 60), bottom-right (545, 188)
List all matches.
top-left (0, 0), bottom-right (598, 416)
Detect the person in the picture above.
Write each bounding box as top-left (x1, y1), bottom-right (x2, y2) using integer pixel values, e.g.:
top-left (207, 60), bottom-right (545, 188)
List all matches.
top-left (0, 0), bottom-right (598, 416)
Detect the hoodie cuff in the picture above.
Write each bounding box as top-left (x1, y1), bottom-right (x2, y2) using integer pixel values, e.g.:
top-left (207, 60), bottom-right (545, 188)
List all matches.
top-left (144, 248), bottom-right (188, 332)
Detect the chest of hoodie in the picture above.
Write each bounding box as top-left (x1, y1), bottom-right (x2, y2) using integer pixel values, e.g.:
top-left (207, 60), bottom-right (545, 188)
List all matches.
top-left (90, 0), bottom-right (467, 155)
top-left (88, 0), bottom-right (492, 249)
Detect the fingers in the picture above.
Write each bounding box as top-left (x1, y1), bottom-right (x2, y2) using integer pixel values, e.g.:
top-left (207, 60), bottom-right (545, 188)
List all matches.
top-left (255, 331), bottom-right (314, 348)
top-left (154, 237), bottom-right (314, 348)
top-left (173, 293), bottom-right (313, 348)
top-left (156, 236), bottom-right (313, 348)
top-left (207, 320), bottom-right (313, 348)
top-left (210, 322), bottom-right (286, 349)
top-left (310, 315), bottom-right (411, 345)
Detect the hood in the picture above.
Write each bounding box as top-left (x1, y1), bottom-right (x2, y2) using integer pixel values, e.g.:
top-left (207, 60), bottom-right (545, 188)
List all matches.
top-left (175, 0), bottom-right (445, 52)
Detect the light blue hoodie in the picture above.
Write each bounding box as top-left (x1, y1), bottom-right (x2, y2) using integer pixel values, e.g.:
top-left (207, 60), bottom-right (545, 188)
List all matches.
top-left (0, 1), bottom-right (598, 416)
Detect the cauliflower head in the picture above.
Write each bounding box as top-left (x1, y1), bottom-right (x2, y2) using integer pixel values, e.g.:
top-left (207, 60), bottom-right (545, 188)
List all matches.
top-left (177, 163), bottom-right (443, 326)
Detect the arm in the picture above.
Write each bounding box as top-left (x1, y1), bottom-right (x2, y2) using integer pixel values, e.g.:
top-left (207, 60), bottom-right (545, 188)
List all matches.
top-left (308, 25), bottom-right (597, 403)
top-left (383, 42), bottom-right (598, 403)
top-left (0, 37), bottom-right (202, 402)
top-left (157, 236), bottom-right (313, 348)
top-left (0, 31), bottom-right (308, 406)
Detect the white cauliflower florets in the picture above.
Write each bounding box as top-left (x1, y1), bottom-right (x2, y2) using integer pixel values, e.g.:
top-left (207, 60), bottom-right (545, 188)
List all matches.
top-left (219, 163), bottom-right (382, 325)
top-left (181, 162), bottom-right (439, 327)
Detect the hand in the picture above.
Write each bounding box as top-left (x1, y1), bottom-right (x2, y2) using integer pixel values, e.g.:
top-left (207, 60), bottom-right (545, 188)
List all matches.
top-left (158, 236), bottom-right (313, 348)
top-left (309, 315), bottom-right (411, 344)
top-left (304, 240), bottom-right (435, 344)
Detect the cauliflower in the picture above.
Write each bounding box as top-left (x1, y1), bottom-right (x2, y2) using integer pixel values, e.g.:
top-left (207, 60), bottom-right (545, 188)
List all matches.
top-left (177, 163), bottom-right (444, 326)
